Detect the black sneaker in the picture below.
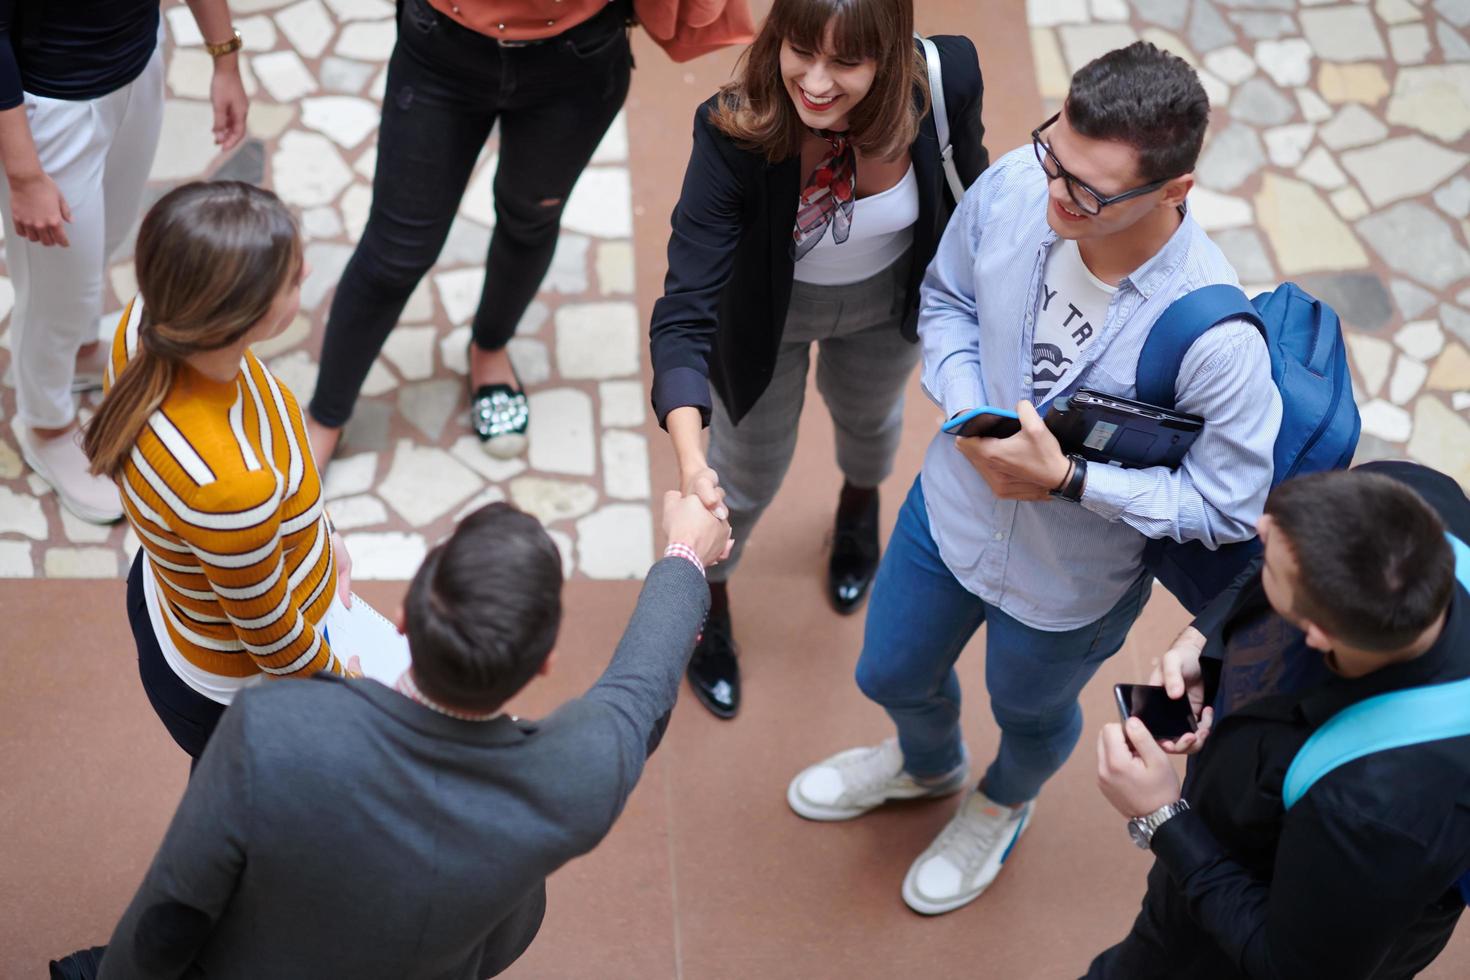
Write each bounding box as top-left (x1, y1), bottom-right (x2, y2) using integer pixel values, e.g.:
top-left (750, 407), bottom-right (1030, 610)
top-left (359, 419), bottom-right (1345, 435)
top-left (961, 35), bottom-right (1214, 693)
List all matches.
top-left (688, 608), bottom-right (740, 719)
top-left (470, 383), bottom-right (529, 459)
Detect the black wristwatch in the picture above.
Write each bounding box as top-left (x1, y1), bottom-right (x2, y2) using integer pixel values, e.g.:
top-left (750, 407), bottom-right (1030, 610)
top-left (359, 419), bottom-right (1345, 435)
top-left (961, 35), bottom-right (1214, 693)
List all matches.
top-left (1050, 454), bottom-right (1087, 502)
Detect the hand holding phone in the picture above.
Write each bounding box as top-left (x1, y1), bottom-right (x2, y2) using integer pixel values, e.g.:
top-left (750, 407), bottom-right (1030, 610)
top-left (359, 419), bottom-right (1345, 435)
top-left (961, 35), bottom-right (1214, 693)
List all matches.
top-left (1114, 683), bottom-right (1198, 743)
top-left (942, 406), bottom-right (1022, 439)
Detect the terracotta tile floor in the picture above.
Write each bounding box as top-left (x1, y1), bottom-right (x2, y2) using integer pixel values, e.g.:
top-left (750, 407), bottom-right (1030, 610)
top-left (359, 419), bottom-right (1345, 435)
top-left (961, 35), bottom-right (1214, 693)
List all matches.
top-left (2, 0), bottom-right (1468, 977)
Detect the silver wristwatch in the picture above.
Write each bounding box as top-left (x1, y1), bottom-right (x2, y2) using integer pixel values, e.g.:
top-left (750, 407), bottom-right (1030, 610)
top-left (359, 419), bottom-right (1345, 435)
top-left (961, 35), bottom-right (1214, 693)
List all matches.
top-left (1127, 799), bottom-right (1190, 849)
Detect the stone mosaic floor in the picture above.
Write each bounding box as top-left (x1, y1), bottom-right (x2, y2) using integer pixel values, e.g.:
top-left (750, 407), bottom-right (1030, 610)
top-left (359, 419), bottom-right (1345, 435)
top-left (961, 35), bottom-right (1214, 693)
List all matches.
top-left (1028, 0), bottom-right (1470, 484)
top-left (2, 0), bottom-right (1467, 580)
top-left (0, 0), bottom-right (651, 580)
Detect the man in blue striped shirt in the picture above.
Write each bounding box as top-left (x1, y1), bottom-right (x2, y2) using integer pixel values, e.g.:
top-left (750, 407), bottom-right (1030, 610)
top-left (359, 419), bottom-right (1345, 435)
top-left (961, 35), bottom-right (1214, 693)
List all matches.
top-left (787, 41), bottom-right (1282, 917)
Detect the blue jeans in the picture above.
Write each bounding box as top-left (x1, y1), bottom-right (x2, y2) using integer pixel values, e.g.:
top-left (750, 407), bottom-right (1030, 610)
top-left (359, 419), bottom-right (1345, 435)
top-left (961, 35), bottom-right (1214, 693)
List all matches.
top-left (855, 477), bottom-right (1152, 805)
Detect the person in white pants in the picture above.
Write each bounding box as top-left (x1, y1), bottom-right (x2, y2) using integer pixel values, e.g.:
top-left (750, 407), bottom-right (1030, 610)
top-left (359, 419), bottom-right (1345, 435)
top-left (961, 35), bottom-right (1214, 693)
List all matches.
top-left (0, 0), bottom-right (247, 523)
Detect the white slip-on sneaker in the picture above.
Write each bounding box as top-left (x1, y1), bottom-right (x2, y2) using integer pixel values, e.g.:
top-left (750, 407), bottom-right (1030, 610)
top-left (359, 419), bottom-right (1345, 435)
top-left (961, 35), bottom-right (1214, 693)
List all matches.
top-left (787, 737), bottom-right (970, 822)
top-left (11, 418), bottom-right (123, 524)
top-left (902, 788), bottom-right (1034, 915)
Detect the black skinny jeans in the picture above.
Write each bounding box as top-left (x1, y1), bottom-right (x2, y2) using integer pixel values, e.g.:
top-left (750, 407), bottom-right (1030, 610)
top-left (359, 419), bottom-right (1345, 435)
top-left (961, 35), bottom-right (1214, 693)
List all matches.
top-left (309, 0), bottom-right (633, 428)
top-left (129, 551), bottom-right (226, 762)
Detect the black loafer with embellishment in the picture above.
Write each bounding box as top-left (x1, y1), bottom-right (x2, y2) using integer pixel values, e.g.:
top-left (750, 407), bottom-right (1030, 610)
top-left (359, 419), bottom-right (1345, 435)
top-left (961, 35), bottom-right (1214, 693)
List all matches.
top-left (471, 383), bottom-right (529, 459)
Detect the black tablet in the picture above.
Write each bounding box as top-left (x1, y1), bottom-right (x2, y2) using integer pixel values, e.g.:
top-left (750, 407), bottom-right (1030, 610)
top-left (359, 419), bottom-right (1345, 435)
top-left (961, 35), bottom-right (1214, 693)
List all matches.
top-left (1048, 389), bottom-right (1204, 470)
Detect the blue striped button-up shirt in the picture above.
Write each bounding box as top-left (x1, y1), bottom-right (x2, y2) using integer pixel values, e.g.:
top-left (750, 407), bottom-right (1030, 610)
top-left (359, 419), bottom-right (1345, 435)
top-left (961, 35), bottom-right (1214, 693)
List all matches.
top-left (918, 147), bottom-right (1283, 630)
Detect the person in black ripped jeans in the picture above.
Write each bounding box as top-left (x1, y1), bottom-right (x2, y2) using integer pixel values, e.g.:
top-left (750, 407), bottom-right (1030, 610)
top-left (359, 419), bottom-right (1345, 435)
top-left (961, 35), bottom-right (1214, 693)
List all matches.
top-left (306, 0), bottom-right (634, 464)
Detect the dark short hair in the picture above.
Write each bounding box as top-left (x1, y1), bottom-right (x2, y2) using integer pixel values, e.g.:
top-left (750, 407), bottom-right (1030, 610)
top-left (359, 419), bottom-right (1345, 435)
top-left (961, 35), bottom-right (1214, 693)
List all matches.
top-left (1064, 41), bottom-right (1210, 182)
top-left (404, 503), bottom-right (564, 712)
top-left (1265, 471), bottom-right (1455, 653)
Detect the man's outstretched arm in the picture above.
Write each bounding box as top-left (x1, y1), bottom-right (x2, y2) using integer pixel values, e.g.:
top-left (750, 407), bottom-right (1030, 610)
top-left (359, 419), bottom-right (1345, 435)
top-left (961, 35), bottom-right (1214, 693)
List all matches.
top-left (99, 702), bottom-right (254, 979)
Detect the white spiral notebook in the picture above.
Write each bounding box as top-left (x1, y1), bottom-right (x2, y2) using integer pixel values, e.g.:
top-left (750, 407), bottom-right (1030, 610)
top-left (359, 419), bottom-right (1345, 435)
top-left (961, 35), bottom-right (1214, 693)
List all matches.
top-left (322, 593), bottom-right (412, 684)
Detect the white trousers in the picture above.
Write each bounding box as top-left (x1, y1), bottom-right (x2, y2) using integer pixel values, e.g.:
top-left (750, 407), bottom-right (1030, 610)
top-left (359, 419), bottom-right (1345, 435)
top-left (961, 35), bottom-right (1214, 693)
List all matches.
top-left (0, 42), bottom-right (165, 429)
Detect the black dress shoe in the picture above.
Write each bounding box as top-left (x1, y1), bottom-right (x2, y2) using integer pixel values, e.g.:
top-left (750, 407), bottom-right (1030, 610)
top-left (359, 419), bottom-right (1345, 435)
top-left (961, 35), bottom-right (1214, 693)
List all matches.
top-left (828, 490), bottom-right (880, 614)
top-left (687, 609), bottom-right (739, 719)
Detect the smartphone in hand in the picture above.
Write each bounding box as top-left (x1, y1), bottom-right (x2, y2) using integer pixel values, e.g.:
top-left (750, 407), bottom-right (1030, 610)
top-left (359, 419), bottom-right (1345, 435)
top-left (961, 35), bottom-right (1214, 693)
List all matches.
top-left (942, 406), bottom-right (1022, 439)
top-left (1114, 683), bottom-right (1197, 742)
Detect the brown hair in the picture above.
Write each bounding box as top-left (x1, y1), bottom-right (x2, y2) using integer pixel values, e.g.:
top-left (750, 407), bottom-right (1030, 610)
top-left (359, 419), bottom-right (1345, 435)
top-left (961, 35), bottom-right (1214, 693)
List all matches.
top-left (1265, 470), bottom-right (1455, 653)
top-left (84, 181), bottom-right (302, 480)
top-left (405, 502), bottom-right (564, 713)
top-left (711, 0), bottom-right (927, 162)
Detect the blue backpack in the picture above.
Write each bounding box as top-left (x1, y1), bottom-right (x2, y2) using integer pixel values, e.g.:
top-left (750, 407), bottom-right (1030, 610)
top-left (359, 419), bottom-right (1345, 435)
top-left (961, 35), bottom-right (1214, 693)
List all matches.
top-left (1135, 283), bottom-right (1362, 615)
top-left (1282, 534), bottom-right (1470, 905)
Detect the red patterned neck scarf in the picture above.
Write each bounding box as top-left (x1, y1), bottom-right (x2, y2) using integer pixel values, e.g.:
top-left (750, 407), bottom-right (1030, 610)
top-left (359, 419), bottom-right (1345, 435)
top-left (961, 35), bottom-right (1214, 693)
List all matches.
top-left (792, 129), bottom-right (857, 260)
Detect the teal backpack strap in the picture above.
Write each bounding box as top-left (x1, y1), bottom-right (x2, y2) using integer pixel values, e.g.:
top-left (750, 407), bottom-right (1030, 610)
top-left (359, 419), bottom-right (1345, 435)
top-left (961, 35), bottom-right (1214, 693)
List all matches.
top-left (1283, 532), bottom-right (1470, 810)
top-left (1281, 677), bottom-right (1470, 808)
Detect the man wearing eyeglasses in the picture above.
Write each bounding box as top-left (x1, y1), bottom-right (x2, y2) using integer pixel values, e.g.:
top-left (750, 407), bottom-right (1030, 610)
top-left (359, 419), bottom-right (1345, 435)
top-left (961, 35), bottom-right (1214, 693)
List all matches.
top-left (786, 42), bottom-right (1282, 917)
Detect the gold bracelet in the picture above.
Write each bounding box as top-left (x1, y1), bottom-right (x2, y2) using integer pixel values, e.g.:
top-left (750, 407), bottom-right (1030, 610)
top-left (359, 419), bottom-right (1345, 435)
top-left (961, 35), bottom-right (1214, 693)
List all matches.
top-left (205, 28), bottom-right (243, 59)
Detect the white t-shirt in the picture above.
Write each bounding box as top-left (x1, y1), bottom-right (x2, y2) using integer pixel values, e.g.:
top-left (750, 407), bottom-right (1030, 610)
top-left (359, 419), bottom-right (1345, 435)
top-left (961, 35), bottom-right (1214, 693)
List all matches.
top-left (1031, 237), bottom-right (1116, 402)
top-left (793, 164), bottom-right (919, 286)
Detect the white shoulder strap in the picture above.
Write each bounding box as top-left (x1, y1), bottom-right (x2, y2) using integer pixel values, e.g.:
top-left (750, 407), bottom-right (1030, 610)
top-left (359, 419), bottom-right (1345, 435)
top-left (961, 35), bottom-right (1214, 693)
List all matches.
top-left (917, 34), bottom-right (966, 204)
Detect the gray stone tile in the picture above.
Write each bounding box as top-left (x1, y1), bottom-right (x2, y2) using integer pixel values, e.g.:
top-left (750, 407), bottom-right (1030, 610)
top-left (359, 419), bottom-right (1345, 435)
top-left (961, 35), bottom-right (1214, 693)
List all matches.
top-left (1134, 0), bottom-right (1188, 30)
top-left (1213, 228), bottom-right (1276, 283)
top-left (1319, 104), bottom-right (1388, 152)
top-left (213, 139), bottom-right (266, 185)
top-left (1299, 272), bottom-right (1394, 333)
top-left (1212, 0), bottom-right (1291, 9)
top-left (1357, 204), bottom-right (1470, 290)
top-left (377, 442), bottom-right (482, 526)
top-left (1389, 279), bottom-right (1437, 320)
top-left (542, 233), bottom-right (591, 295)
top-left (1439, 21), bottom-right (1470, 62)
top-left (1197, 124), bottom-right (1266, 192)
top-left (300, 242), bottom-right (355, 311)
top-left (340, 399), bottom-right (392, 453)
top-left (508, 476), bottom-right (598, 525)
top-left (1385, 65), bottom-right (1470, 144)
top-left (439, 215), bottom-right (492, 267)
top-left (1435, 0), bottom-right (1470, 30)
top-left (153, 101), bottom-right (221, 181)
top-left (1300, 5), bottom-right (1386, 61)
top-left (1435, 176), bottom-right (1470, 221)
top-left (1341, 136), bottom-right (1469, 208)
top-left (396, 379), bottom-right (461, 441)
top-left (0, 540), bottom-right (33, 577)
top-left (1229, 78), bottom-right (1295, 126)
top-left (576, 504), bottom-right (654, 580)
top-left (1189, 0), bottom-right (1237, 54)
top-left (1351, 432), bottom-right (1408, 466)
top-left (1442, 306), bottom-right (1470, 348)
top-left (507, 338), bottom-right (550, 386)
top-left (319, 56), bottom-right (376, 94)
top-left (1229, 12), bottom-right (1295, 40)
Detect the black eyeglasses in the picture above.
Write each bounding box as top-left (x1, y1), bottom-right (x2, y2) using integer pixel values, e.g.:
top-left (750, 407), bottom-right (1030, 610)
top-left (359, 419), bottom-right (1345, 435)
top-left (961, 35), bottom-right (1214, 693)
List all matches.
top-left (1030, 113), bottom-right (1175, 216)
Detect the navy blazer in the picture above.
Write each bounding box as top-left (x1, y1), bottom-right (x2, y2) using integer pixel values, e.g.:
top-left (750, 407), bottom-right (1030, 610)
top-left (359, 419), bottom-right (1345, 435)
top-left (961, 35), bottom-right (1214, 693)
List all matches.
top-left (649, 35), bottom-right (988, 429)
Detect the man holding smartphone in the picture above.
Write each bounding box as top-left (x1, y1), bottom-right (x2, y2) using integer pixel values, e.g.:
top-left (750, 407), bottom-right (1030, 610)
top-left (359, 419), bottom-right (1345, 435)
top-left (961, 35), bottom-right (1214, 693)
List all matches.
top-left (1090, 463), bottom-right (1470, 979)
top-left (786, 42), bottom-right (1281, 917)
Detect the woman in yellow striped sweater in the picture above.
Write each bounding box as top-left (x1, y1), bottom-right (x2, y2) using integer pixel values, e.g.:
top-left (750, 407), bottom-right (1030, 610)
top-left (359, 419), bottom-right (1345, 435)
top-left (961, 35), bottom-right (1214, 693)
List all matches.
top-left (84, 181), bottom-right (350, 760)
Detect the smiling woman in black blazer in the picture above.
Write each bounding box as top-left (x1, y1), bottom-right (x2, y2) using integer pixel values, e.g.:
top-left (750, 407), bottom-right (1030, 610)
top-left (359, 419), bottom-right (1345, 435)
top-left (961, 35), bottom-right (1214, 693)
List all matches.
top-left (649, 0), bottom-right (987, 719)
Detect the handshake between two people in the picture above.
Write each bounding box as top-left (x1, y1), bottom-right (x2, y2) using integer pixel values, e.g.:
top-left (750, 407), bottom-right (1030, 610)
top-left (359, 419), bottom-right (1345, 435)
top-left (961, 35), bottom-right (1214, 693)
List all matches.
top-left (1095, 626), bottom-right (1216, 821)
top-left (662, 488), bottom-right (735, 569)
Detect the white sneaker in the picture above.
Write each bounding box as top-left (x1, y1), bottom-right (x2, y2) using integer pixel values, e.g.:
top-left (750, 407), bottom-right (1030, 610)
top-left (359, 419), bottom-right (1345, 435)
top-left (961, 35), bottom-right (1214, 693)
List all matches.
top-left (11, 418), bottom-right (123, 524)
top-left (902, 788), bottom-right (1034, 915)
top-left (787, 737), bottom-right (969, 822)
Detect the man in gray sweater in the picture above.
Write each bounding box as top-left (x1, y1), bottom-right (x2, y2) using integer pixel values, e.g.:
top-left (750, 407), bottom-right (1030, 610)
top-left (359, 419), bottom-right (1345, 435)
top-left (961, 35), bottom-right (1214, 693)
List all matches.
top-left (96, 493), bottom-right (730, 980)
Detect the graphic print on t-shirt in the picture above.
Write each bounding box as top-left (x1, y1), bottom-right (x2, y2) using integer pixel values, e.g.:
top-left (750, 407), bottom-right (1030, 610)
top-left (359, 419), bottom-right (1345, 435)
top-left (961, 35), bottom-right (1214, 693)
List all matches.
top-left (1032, 238), bottom-right (1116, 401)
